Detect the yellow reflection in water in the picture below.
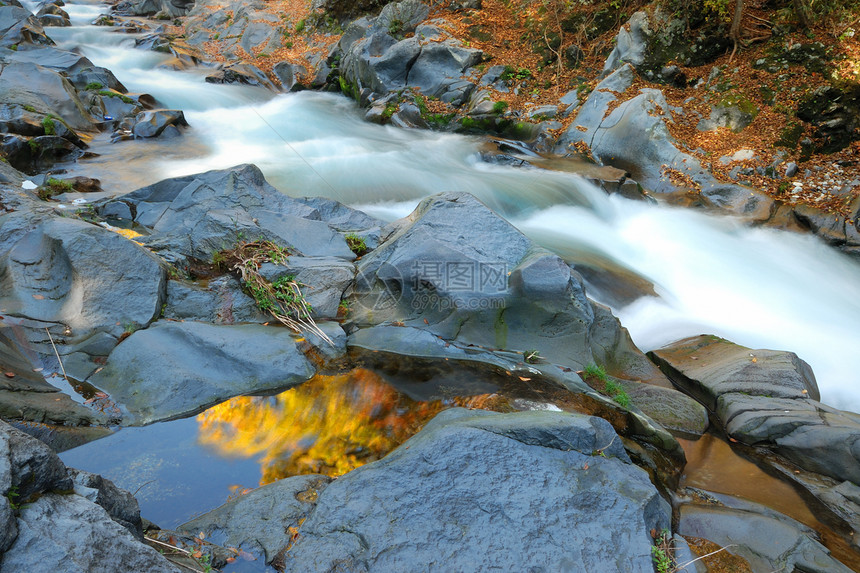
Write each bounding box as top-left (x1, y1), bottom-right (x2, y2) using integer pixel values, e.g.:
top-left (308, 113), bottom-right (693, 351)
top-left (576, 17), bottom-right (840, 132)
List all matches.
top-left (195, 369), bottom-right (503, 484)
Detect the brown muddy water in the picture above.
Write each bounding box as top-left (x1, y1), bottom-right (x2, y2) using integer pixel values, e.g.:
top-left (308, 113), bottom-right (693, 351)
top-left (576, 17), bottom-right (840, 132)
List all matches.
top-left (678, 434), bottom-right (860, 570)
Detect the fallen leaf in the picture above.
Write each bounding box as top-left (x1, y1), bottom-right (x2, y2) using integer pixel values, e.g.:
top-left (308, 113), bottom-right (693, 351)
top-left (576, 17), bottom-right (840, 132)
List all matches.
top-left (33, 367), bottom-right (43, 372)
top-left (423, 318), bottom-right (429, 324)
top-left (32, 294), bottom-right (45, 300)
top-left (751, 357), bottom-right (758, 363)
top-left (518, 377), bottom-right (531, 381)
top-left (583, 462), bottom-right (589, 470)
top-left (4, 372), bottom-right (14, 378)
top-left (226, 557), bottom-right (236, 564)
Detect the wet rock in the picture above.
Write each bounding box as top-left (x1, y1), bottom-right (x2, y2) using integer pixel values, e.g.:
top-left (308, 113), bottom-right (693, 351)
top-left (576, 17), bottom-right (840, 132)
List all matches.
top-left (350, 191), bottom-right (662, 383)
top-left (679, 500), bottom-right (852, 572)
top-left (69, 468), bottom-right (143, 538)
top-left (0, 5), bottom-right (54, 48)
top-left (556, 64), bottom-right (774, 220)
top-left (0, 60), bottom-right (96, 133)
top-left (283, 408), bottom-right (670, 571)
top-left (114, 0), bottom-right (194, 18)
top-left (650, 335), bottom-right (860, 485)
top-left (0, 212), bottom-right (166, 342)
top-left (178, 474), bottom-right (331, 564)
top-left (1, 420), bottom-right (72, 503)
top-left (35, 3), bottom-right (70, 27)
top-left (87, 321), bottom-right (316, 425)
top-left (101, 164), bottom-right (357, 266)
top-left (619, 381), bottom-right (709, 436)
top-left (1, 493), bottom-right (183, 573)
top-left (131, 109), bottom-right (188, 138)
top-left (273, 61), bottom-right (308, 92)
top-left (648, 335), bottom-right (819, 410)
top-left (205, 63), bottom-right (278, 91)
top-left (793, 204), bottom-right (848, 246)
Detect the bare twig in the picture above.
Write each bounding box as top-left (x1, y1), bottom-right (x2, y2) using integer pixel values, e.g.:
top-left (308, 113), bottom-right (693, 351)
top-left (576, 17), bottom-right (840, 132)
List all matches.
top-left (132, 479), bottom-right (156, 497)
top-left (675, 544), bottom-right (738, 570)
top-left (45, 327), bottom-right (68, 382)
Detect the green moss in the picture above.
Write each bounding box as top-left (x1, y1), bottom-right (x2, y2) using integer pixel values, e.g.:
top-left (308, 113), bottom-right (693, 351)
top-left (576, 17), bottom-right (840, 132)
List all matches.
top-left (41, 116), bottom-right (56, 136)
top-left (37, 178), bottom-right (74, 201)
top-left (492, 101), bottom-right (508, 114)
top-left (295, 18), bottom-right (306, 33)
top-left (98, 90), bottom-right (134, 104)
top-left (85, 82), bottom-right (103, 90)
top-left (775, 121), bottom-right (805, 148)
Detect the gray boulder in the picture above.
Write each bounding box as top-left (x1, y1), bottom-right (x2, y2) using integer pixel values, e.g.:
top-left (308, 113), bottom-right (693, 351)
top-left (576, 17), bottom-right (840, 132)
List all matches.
top-left (205, 63), bottom-right (277, 91)
top-left (69, 468), bottom-right (143, 538)
top-left (0, 60), bottom-right (96, 132)
top-left (1, 422), bottom-right (182, 571)
top-left (114, 0), bottom-right (194, 17)
top-left (350, 192), bottom-right (664, 383)
top-left (99, 164), bottom-right (358, 266)
top-left (282, 408), bottom-right (669, 571)
top-left (178, 474), bottom-right (331, 564)
top-left (555, 64), bottom-right (773, 220)
top-left (0, 212), bottom-right (165, 342)
top-left (273, 61), bottom-right (308, 91)
top-left (87, 321), bottom-right (316, 425)
top-left (0, 494), bottom-right (182, 573)
top-left (650, 335), bottom-right (860, 485)
top-left (131, 109), bottom-right (188, 138)
top-left (339, 5), bottom-right (482, 105)
top-left (0, 5), bottom-right (53, 48)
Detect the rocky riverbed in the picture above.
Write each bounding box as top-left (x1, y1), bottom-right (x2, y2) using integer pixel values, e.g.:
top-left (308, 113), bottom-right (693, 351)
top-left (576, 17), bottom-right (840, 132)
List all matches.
top-left (2, 0), bottom-right (860, 571)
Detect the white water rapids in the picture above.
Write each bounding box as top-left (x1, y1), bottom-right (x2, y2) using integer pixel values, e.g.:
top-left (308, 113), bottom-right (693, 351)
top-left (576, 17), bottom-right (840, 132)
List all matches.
top-left (45, 1), bottom-right (860, 409)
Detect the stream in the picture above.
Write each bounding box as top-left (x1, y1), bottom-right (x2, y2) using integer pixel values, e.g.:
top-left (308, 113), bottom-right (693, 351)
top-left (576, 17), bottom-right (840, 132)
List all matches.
top-left (27, 0), bottom-right (860, 559)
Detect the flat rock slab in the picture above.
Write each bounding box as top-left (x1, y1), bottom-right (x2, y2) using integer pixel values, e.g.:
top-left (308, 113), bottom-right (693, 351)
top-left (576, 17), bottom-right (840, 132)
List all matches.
top-left (648, 334), bottom-right (819, 410)
top-left (650, 335), bottom-right (860, 485)
top-left (281, 408), bottom-right (669, 571)
top-left (679, 503), bottom-right (852, 572)
top-left (88, 321), bottom-right (316, 425)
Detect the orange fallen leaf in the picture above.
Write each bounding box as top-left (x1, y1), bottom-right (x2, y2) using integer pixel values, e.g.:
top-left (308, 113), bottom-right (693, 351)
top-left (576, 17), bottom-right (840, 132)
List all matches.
top-left (32, 294), bottom-right (44, 300)
top-left (226, 557), bottom-right (236, 564)
top-left (4, 372), bottom-right (14, 378)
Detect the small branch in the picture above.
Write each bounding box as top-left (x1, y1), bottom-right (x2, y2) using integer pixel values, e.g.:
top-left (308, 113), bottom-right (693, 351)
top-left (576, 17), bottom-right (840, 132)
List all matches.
top-left (132, 479), bottom-right (156, 497)
top-left (676, 544), bottom-right (738, 570)
top-left (45, 327), bottom-right (68, 382)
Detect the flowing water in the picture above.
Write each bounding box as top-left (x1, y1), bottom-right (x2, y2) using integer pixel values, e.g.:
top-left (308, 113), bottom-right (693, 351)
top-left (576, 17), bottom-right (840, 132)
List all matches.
top-left (46, 7), bottom-right (860, 408)
top-left (25, 0), bottom-right (860, 557)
